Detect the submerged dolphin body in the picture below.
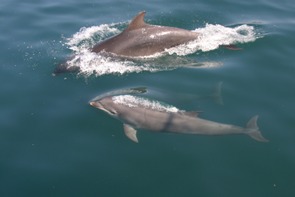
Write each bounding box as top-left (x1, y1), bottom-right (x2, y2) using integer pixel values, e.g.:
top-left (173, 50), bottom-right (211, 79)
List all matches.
top-left (89, 95), bottom-right (268, 143)
top-left (91, 11), bottom-right (199, 57)
top-left (53, 11), bottom-right (199, 74)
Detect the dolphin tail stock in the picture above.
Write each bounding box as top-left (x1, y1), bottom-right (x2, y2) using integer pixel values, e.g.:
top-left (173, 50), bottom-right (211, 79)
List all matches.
top-left (245, 115), bottom-right (269, 142)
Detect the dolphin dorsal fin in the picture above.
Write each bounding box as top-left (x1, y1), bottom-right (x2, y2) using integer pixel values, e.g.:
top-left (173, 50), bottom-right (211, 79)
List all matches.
top-left (126, 11), bottom-right (147, 31)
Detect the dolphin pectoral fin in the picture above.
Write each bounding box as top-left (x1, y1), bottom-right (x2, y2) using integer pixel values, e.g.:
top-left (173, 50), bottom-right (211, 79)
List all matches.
top-left (123, 124), bottom-right (139, 143)
top-left (126, 11), bottom-right (147, 31)
top-left (246, 115), bottom-right (269, 142)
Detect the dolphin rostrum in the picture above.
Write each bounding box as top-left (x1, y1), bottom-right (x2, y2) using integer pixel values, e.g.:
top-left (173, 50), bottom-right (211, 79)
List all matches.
top-left (89, 95), bottom-right (269, 143)
top-left (91, 11), bottom-right (199, 57)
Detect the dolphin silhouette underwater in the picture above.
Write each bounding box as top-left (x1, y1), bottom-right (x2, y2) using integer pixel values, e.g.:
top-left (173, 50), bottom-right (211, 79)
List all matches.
top-left (89, 94), bottom-right (269, 143)
top-left (54, 11), bottom-right (201, 74)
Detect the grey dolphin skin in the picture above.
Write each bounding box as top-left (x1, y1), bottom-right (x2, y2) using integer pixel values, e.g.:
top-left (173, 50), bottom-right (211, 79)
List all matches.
top-left (89, 95), bottom-right (269, 143)
top-left (53, 11), bottom-right (199, 74)
top-left (91, 11), bottom-right (199, 57)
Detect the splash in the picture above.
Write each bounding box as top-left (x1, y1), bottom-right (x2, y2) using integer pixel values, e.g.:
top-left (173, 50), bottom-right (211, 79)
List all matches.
top-left (112, 95), bottom-right (180, 113)
top-left (64, 22), bottom-right (259, 76)
top-left (66, 52), bottom-right (162, 77)
top-left (66, 24), bottom-right (121, 51)
top-left (167, 24), bottom-right (257, 55)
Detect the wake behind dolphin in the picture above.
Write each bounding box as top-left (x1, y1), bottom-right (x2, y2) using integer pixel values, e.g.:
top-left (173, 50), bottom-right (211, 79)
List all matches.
top-left (55, 11), bottom-right (259, 76)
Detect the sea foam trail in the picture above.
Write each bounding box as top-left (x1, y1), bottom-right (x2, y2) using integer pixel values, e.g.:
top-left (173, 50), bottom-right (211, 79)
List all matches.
top-left (64, 22), bottom-right (259, 77)
top-left (167, 24), bottom-right (257, 55)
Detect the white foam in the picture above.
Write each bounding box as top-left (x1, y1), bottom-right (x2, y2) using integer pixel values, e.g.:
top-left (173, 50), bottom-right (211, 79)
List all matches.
top-left (66, 24), bottom-right (121, 51)
top-left (64, 22), bottom-right (260, 76)
top-left (66, 52), bottom-right (162, 77)
top-left (166, 24), bottom-right (257, 55)
top-left (112, 95), bottom-right (179, 113)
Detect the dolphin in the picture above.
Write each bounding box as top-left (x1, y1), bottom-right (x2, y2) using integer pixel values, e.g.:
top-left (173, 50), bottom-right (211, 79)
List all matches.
top-left (91, 11), bottom-right (199, 57)
top-left (53, 11), bottom-right (199, 74)
top-left (89, 95), bottom-right (269, 143)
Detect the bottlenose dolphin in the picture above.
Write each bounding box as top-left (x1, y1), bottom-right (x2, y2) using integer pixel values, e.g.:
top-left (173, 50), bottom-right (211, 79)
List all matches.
top-left (53, 11), bottom-right (199, 74)
top-left (91, 11), bottom-right (199, 57)
top-left (89, 95), bottom-right (268, 143)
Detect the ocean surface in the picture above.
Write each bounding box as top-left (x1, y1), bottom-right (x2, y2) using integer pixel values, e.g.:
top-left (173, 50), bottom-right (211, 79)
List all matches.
top-left (1, 0), bottom-right (295, 196)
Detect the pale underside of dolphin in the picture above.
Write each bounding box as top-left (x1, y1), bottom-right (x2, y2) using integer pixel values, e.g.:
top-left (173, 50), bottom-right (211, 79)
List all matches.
top-left (91, 11), bottom-right (199, 57)
top-left (89, 95), bottom-right (269, 143)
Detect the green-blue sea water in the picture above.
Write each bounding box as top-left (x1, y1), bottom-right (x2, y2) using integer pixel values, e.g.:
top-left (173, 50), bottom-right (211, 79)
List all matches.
top-left (1, 0), bottom-right (295, 196)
